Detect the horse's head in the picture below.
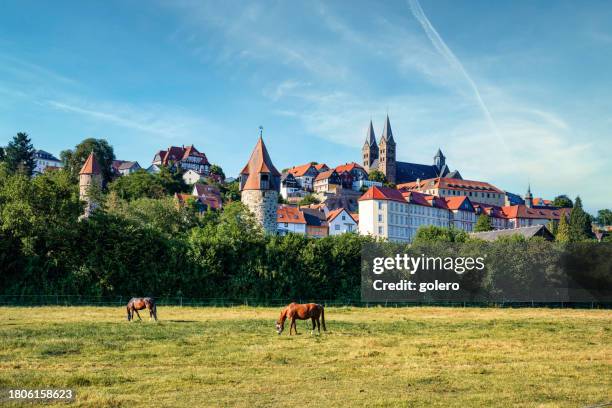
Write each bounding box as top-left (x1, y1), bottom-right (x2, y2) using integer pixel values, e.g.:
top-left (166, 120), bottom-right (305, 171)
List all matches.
top-left (275, 321), bottom-right (284, 335)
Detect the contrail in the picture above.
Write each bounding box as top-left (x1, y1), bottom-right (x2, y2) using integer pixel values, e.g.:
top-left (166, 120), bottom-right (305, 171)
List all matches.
top-left (407, 0), bottom-right (506, 149)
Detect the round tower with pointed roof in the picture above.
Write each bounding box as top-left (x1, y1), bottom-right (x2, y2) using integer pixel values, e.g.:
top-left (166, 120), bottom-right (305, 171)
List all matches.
top-left (79, 152), bottom-right (102, 218)
top-left (239, 131), bottom-right (281, 234)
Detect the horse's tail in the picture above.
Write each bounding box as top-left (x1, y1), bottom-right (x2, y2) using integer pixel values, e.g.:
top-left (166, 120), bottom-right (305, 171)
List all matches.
top-left (320, 305), bottom-right (326, 331)
top-left (153, 300), bottom-right (157, 320)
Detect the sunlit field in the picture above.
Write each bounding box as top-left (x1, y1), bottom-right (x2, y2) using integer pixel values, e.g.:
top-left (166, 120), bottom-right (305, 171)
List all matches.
top-left (0, 306), bottom-right (610, 407)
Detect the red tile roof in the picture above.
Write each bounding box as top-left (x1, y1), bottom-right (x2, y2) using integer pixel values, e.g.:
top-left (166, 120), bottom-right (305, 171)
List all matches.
top-left (277, 205), bottom-right (306, 224)
top-left (314, 163), bottom-right (329, 171)
top-left (533, 198), bottom-right (553, 206)
top-left (79, 152), bottom-right (101, 175)
top-left (335, 162), bottom-right (365, 174)
top-left (398, 177), bottom-right (503, 194)
top-left (240, 137), bottom-right (280, 190)
top-left (287, 163), bottom-right (316, 177)
top-left (359, 186), bottom-right (406, 203)
top-left (314, 169), bottom-right (337, 181)
top-left (502, 205), bottom-right (569, 220)
top-left (326, 208), bottom-right (356, 223)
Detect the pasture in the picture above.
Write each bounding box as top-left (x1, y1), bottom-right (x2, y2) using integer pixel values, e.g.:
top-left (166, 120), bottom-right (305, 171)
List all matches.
top-left (0, 306), bottom-right (610, 407)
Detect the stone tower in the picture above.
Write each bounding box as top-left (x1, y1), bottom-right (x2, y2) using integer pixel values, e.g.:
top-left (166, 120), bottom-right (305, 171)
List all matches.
top-left (79, 152), bottom-right (102, 218)
top-left (524, 184), bottom-right (533, 208)
top-left (239, 133), bottom-right (281, 234)
top-left (378, 115), bottom-right (396, 184)
top-left (434, 148), bottom-right (445, 171)
top-left (362, 120), bottom-right (378, 171)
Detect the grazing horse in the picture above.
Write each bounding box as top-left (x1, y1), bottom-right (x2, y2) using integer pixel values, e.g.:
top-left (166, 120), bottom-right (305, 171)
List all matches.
top-left (276, 302), bottom-right (326, 335)
top-left (126, 297), bottom-right (157, 322)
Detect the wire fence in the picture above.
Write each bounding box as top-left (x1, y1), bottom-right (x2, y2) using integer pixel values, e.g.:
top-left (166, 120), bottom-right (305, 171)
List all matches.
top-left (0, 295), bottom-right (608, 309)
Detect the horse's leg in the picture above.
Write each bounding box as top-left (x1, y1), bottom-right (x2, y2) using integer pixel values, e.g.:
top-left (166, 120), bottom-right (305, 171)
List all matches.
top-left (311, 318), bottom-right (316, 335)
top-left (135, 309), bottom-right (142, 321)
top-left (316, 317), bottom-right (321, 334)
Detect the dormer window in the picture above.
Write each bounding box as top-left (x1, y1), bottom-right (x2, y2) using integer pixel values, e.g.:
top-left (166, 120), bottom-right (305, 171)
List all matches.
top-left (260, 174), bottom-right (269, 189)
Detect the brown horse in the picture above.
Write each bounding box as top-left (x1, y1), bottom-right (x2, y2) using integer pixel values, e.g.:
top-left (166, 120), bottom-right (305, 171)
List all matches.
top-left (126, 297), bottom-right (157, 321)
top-left (276, 302), bottom-right (326, 335)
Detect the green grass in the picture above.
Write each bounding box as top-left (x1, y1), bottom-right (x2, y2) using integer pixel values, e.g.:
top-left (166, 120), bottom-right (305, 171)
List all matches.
top-left (0, 306), bottom-right (610, 407)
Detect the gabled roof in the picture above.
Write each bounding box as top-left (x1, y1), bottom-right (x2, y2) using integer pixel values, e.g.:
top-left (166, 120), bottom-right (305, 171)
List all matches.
top-left (335, 162), bottom-right (366, 174)
top-left (193, 183), bottom-right (220, 196)
top-left (398, 177), bottom-right (503, 194)
top-left (470, 225), bottom-right (554, 241)
top-left (327, 208), bottom-right (355, 223)
top-left (301, 208), bottom-right (328, 227)
top-left (314, 169), bottom-right (338, 182)
top-left (314, 163), bottom-right (329, 172)
top-left (359, 186), bottom-right (405, 203)
top-left (380, 115), bottom-right (395, 144)
top-left (240, 137), bottom-right (281, 190)
top-left (364, 120), bottom-right (377, 146)
top-left (79, 152), bottom-right (101, 175)
top-left (287, 163), bottom-right (316, 177)
top-left (444, 196), bottom-right (474, 211)
top-left (502, 205), bottom-right (569, 220)
top-left (277, 205), bottom-right (306, 224)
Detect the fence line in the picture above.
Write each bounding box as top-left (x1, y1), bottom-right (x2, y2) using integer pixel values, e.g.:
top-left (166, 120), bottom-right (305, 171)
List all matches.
top-left (0, 295), bottom-right (607, 309)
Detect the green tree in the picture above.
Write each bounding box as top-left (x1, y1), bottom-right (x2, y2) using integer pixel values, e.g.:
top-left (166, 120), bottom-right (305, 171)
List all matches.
top-left (0, 146), bottom-right (5, 162)
top-left (569, 196), bottom-right (593, 241)
top-left (596, 209), bottom-right (612, 226)
top-left (61, 138), bottom-right (115, 184)
top-left (220, 180), bottom-right (240, 202)
top-left (474, 214), bottom-right (493, 232)
top-left (298, 194), bottom-right (320, 206)
top-left (413, 226), bottom-right (468, 243)
top-left (556, 214), bottom-right (571, 243)
top-left (209, 164), bottom-right (225, 181)
top-left (108, 170), bottom-right (166, 200)
top-left (4, 132), bottom-right (35, 176)
top-left (368, 170), bottom-right (386, 183)
top-left (552, 195), bottom-right (573, 208)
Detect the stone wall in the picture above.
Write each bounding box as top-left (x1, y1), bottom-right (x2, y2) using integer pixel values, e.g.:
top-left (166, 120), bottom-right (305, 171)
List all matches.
top-left (241, 189), bottom-right (278, 234)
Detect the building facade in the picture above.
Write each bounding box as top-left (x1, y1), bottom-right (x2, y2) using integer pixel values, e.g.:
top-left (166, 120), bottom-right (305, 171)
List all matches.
top-left (398, 177), bottom-right (505, 207)
top-left (79, 152), bottom-right (102, 219)
top-left (33, 150), bottom-right (63, 175)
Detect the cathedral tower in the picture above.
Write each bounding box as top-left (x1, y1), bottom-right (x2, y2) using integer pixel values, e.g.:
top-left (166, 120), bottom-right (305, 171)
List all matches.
top-left (434, 148), bottom-right (446, 170)
top-left (524, 184), bottom-right (533, 208)
top-left (362, 120), bottom-right (378, 170)
top-left (239, 131), bottom-right (281, 234)
top-left (79, 152), bottom-right (102, 219)
top-left (378, 115), bottom-right (396, 184)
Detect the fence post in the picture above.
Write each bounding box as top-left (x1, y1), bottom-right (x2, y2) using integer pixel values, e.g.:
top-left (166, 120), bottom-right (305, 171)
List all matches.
top-left (180, 296), bottom-right (183, 307)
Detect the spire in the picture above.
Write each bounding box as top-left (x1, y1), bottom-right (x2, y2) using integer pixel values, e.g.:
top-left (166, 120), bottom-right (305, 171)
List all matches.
top-left (240, 134), bottom-right (280, 191)
top-left (434, 148), bottom-right (444, 159)
top-left (364, 120), bottom-right (377, 146)
top-left (380, 115), bottom-right (395, 144)
top-left (79, 152), bottom-right (101, 175)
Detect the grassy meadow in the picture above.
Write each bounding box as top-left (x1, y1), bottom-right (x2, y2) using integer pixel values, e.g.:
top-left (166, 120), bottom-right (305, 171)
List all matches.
top-left (0, 306), bottom-right (610, 407)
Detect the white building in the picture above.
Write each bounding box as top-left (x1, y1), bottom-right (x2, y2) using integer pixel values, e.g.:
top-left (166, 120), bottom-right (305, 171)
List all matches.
top-left (358, 186), bottom-right (474, 242)
top-left (33, 150), bottom-right (63, 175)
top-left (327, 208), bottom-right (357, 235)
top-left (277, 205), bottom-right (307, 235)
top-left (183, 169), bottom-right (206, 185)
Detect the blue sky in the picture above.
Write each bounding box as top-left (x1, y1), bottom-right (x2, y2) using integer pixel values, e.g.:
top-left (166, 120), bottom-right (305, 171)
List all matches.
top-left (1, 0), bottom-right (611, 212)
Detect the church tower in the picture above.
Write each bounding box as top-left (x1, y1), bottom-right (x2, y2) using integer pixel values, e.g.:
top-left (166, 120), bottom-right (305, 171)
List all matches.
top-left (362, 120), bottom-right (378, 170)
top-left (378, 115), bottom-right (396, 184)
top-left (239, 130), bottom-right (281, 234)
top-left (79, 152), bottom-right (102, 219)
top-left (524, 184), bottom-right (533, 208)
top-left (434, 148), bottom-right (446, 171)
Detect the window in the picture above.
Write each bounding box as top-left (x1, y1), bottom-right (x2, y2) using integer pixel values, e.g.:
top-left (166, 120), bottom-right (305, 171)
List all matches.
top-left (378, 202), bottom-right (383, 210)
top-left (378, 226), bottom-right (383, 234)
top-left (378, 214), bottom-right (383, 222)
top-left (335, 224), bottom-right (340, 231)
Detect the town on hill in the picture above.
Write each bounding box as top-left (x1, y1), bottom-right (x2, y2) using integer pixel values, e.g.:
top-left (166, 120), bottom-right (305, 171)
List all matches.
top-left (2, 117), bottom-right (609, 242)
